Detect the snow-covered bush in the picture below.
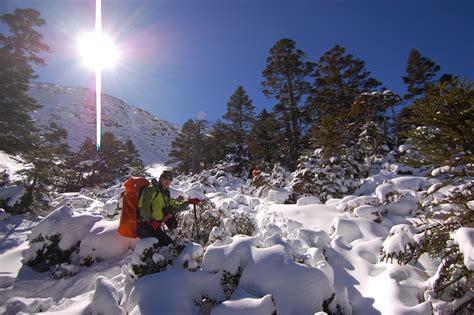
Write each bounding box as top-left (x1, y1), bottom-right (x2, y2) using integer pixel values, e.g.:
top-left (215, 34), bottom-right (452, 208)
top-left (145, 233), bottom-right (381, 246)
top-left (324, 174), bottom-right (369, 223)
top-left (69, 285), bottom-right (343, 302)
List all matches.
top-left (23, 206), bottom-right (101, 273)
top-left (0, 208), bottom-right (10, 221)
top-left (129, 238), bottom-right (185, 279)
top-left (243, 164), bottom-right (291, 198)
top-left (129, 238), bottom-right (204, 279)
top-left (0, 184), bottom-right (26, 213)
top-left (0, 297), bottom-right (54, 314)
top-left (380, 177), bottom-right (474, 313)
top-left (202, 236), bottom-right (338, 314)
top-left (175, 201), bottom-right (223, 246)
top-left (227, 212), bottom-right (256, 237)
top-left (291, 149), bottom-right (366, 203)
top-left (221, 268), bottom-right (242, 299)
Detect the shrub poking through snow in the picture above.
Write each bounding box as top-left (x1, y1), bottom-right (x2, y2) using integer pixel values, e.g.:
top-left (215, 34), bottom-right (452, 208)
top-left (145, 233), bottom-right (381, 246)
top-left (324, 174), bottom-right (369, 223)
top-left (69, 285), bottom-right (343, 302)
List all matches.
top-left (291, 149), bottom-right (366, 203)
top-left (228, 212), bottom-right (256, 237)
top-left (129, 238), bottom-right (186, 279)
top-left (221, 268), bottom-right (242, 299)
top-left (380, 177), bottom-right (474, 313)
top-left (24, 233), bottom-right (80, 273)
top-left (175, 201), bottom-right (223, 246)
top-left (23, 206), bottom-right (101, 273)
top-left (0, 208), bottom-right (10, 221)
top-left (243, 163), bottom-right (291, 198)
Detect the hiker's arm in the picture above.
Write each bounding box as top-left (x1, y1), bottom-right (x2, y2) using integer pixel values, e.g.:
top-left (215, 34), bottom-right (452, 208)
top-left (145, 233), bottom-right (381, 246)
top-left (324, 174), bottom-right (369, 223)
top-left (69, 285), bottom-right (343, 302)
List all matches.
top-left (170, 198), bottom-right (190, 212)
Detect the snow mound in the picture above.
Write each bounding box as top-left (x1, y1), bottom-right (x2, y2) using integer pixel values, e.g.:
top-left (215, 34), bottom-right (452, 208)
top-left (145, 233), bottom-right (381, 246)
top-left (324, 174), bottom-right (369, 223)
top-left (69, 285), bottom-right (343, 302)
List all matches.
top-left (203, 236), bottom-right (334, 314)
top-left (79, 220), bottom-right (132, 264)
top-left (127, 269), bottom-right (222, 314)
top-left (90, 276), bottom-right (125, 315)
top-left (239, 244), bottom-right (334, 314)
top-left (0, 297), bottom-right (54, 315)
top-left (27, 206), bottom-right (101, 252)
top-left (297, 196), bottom-right (321, 205)
top-left (454, 227), bottom-right (474, 270)
top-left (211, 288), bottom-right (275, 315)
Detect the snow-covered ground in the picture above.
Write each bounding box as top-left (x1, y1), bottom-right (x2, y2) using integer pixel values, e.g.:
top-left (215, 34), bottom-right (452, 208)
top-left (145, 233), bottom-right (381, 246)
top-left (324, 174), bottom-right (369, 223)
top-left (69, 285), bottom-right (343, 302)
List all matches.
top-left (0, 155), bottom-right (472, 315)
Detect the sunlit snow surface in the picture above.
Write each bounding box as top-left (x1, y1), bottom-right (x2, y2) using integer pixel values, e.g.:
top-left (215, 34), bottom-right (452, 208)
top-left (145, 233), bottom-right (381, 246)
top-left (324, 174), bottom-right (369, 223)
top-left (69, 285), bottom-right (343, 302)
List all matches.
top-left (0, 152), bottom-right (472, 315)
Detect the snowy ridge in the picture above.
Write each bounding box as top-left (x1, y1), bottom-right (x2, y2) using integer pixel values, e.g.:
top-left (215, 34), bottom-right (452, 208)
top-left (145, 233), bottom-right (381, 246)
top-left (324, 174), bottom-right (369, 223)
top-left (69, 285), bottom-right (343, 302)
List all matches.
top-left (28, 83), bottom-right (178, 164)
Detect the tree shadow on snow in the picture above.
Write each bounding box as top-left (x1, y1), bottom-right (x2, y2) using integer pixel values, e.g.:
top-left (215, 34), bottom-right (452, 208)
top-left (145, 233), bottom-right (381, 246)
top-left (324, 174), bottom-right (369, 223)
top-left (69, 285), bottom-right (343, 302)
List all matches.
top-left (326, 247), bottom-right (381, 315)
top-left (0, 216), bottom-right (30, 254)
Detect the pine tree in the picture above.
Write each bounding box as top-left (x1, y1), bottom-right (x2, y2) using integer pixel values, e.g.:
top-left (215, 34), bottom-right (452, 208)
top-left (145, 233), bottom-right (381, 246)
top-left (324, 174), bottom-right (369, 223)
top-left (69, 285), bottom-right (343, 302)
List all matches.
top-left (261, 38), bottom-right (313, 170)
top-left (221, 86), bottom-right (256, 174)
top-left (69, 137), bottom-right (99, 189)
top-left (308, 45), bottom-right (381, 156)
top-left (223, 86), bottom-right (255, 144)
top-left (248, 109), bottom-right (281, 166)
top-left (96, 132), bottom-right (126, 183)
top-left (201, 120), bottom-right (230, 169)
top-left (18, 123), bottom-right (70, 212)
top-left (122, 138), bottom-right (147, 179)
top-left (401, 78), bottom-right (474, 167)
top-left (308, 44), bottom-right (381, 120)
top-left (403, 48), bottom-right (441, 101)
top-left (169, 119), bottom-right (207, 174)
top-left (350, 91), bottom-right (401, 160)
top-left (0, 8), bottom-right (50, 153)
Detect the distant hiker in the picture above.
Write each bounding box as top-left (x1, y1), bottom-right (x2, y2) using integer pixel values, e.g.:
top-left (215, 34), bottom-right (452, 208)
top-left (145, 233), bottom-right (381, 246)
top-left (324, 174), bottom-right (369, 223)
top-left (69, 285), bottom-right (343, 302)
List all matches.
top-left (252, 167), bottom-right (258, 179)
top-left (248, 166), bottom-right (258, 180)
top-left (132, 170), bottom-right (200, 245)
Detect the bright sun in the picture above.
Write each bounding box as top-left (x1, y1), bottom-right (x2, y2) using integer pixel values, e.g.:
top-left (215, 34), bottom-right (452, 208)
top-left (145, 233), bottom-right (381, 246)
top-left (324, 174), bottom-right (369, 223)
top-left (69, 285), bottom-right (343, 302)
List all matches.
top-left (78, 32), bottom-right (119, 70)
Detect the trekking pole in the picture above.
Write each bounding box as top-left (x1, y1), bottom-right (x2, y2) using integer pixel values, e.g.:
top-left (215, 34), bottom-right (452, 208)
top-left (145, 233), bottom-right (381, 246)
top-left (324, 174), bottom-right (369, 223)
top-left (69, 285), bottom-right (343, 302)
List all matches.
top-left (193, 203), bottom-right (199, 242)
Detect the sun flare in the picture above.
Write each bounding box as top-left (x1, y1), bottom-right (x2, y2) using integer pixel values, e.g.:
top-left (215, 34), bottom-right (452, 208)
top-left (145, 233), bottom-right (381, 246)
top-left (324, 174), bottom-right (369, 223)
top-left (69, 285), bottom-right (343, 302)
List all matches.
top-left (78, 32), bottom-right (119, 70)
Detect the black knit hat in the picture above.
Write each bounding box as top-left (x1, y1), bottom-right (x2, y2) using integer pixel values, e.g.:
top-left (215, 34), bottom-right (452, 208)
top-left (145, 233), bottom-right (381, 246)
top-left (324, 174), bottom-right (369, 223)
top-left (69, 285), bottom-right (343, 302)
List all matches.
top-left (160, 170), bottom-right (173, 180)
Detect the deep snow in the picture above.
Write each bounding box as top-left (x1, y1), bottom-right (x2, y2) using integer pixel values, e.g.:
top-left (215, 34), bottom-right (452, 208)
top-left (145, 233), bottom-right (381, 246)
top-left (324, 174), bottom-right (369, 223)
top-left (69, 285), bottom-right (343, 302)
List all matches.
top-left (0, 157), bottom-right (472, 315)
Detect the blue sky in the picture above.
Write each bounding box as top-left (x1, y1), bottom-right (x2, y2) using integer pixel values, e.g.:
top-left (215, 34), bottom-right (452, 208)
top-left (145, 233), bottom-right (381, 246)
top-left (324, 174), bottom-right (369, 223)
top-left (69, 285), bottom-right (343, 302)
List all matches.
top-left (2, 0), bottom-right (473, 125)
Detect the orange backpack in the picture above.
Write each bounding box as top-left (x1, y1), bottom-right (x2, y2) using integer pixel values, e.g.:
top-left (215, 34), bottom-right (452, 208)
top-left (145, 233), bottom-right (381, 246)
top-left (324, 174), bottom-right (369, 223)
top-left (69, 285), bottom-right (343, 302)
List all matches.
top-left (117, 177), bottom-right (150, 238)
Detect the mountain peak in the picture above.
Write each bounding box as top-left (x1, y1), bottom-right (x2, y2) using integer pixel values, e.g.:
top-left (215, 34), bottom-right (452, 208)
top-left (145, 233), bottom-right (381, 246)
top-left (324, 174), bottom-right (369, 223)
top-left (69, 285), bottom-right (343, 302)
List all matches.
top-left (28, 82), bottom-right (178, 165)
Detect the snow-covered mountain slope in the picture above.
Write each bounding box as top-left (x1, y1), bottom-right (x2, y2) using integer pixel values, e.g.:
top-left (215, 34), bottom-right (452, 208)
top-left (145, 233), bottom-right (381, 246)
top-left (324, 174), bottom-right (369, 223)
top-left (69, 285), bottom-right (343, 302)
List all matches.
top-left (28, 83), bottom-right (178, 165)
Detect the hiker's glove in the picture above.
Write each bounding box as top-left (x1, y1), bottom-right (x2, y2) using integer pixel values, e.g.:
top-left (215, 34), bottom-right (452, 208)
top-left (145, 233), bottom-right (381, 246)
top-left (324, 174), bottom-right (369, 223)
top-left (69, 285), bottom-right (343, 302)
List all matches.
top-left (188, 198), bottom-right (200, 205)
top-left (163, 213), bottom-right (173, 222)
top-left (149, 221), bottom-right (161, 230)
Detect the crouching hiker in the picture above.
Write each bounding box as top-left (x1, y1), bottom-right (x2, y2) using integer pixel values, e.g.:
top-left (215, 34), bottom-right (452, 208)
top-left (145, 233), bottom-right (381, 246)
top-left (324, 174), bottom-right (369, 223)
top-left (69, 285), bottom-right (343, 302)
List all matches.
top-left (136, 170), bottom-right (200, 245)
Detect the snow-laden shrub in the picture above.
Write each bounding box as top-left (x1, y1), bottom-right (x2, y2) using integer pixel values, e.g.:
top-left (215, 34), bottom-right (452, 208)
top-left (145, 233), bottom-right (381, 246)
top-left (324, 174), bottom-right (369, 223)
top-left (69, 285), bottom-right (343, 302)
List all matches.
top-left (175, 201), bottom-right (223, 246)
top-left (176, 161), bottom-right (246, 195)
top-left (0, 208), bottom-right (10, 221)
top-left (228, 212), bottom-right (256, 237)
top-left (243, 164), bottom-right (291, 198)
top-left (380, 177), bottom-right (474, 313)
top-left (202, 236), bottom-right (339, 314)
top-left (0, 184), bottom-right (26, 212)
top-left (0, 297), bottom-right (54, 314)
top-left (129, 238), bottom-right (184, 279)
top-left (23, 206), bottom-right (101, 273)
top-left (221, 268), bottom-right (242, 299)
top-left (291, 149), bottom-right (366, 203)
top-left (129, 238), bottom-right (203, 279)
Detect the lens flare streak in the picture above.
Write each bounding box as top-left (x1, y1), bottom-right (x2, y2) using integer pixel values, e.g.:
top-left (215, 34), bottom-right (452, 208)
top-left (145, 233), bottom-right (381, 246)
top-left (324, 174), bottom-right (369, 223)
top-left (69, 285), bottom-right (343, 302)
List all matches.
top-left (95, 0), bottom-right (102, 150)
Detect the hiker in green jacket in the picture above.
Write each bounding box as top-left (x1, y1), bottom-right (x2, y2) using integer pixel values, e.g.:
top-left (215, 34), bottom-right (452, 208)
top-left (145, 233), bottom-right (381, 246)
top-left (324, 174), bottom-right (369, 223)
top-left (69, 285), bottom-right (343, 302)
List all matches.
top-left (136, 170), bottom-right (200, 245)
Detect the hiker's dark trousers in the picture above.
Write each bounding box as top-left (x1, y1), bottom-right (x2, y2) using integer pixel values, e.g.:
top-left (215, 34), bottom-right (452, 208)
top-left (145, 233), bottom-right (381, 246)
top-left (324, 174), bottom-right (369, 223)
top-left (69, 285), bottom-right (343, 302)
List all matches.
top-left (136, 222), bottom-right (173, 246)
